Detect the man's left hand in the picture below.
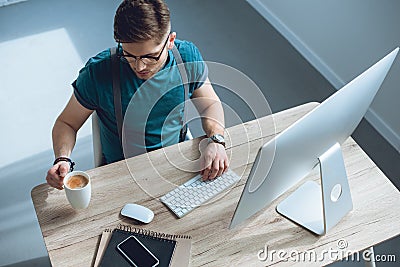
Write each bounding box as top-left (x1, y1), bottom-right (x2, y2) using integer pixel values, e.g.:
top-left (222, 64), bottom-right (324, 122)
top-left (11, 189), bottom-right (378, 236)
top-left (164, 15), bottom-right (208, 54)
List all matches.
top-left (200, 142), bottom-right (229, 180)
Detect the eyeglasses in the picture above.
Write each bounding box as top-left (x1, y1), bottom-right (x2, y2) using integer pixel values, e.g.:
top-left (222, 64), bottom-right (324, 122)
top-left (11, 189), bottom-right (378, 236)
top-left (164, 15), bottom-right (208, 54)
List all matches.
top-left (118, 36), bottom-right (169, 66)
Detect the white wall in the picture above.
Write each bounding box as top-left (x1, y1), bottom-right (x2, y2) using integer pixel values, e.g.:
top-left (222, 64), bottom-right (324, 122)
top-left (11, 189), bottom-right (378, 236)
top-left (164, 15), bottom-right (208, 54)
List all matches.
top-left (0, 28), bottom-right (91, 169)
top-left (0, 0), bottom-right (26, 7)
top-left (0, 0), bottom-right (119, 264)
top-left (248, 0), bottom-right (400, 151)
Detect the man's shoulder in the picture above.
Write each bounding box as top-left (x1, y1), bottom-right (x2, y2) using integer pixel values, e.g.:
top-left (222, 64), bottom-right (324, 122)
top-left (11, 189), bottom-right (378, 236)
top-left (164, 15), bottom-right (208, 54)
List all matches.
top-left (83, 48), bottom-right (111, 70)
top-left (174, 39), bottom-right (195, 48)
top-left (74, 48), bottom-right (112, 89)
top-left (174, 39), bottom-right (203, 62)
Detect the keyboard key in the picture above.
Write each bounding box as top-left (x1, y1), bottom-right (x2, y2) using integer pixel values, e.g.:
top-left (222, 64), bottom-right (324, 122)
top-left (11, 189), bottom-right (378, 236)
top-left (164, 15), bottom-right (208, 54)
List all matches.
top-left (160, 169), bottom-right (241, 218)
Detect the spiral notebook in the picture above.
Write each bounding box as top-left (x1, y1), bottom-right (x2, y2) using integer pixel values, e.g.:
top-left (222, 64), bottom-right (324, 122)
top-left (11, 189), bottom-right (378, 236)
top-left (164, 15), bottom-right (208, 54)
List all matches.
top-left (96, 224), bottom-right (191, 267)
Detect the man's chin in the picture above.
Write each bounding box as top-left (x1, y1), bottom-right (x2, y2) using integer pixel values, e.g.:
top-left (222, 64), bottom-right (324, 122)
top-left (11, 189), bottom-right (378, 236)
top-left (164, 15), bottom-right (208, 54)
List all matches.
top-left (135, 71), bottom-right (152, 80)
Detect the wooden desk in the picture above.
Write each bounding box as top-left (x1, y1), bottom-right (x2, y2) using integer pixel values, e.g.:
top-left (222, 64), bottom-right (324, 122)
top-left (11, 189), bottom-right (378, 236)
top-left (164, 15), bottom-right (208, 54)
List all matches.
top-left (32, 103), bottom-right (400, 266)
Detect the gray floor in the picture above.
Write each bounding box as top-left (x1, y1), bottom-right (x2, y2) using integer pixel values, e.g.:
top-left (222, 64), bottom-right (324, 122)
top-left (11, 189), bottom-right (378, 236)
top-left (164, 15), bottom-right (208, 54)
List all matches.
top-left (0, 0), bottom-right (399, 266)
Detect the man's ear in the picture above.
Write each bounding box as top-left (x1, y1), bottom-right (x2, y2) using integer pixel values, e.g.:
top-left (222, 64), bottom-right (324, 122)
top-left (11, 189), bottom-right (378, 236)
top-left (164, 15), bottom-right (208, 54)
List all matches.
top-left (167, 32), bottom-right (177, 49)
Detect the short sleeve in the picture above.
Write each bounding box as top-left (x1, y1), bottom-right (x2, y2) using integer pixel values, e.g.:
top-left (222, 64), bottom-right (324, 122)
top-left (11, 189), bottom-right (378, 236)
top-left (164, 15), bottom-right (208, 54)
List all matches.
top-left (72, 61), bottom-right (99, 110)
top-left (176, 41), bottom-right (209, 96)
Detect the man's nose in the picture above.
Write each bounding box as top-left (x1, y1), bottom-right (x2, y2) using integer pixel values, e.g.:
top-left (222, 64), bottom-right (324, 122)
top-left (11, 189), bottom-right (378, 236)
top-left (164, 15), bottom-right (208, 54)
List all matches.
top-left (135, 59), bottom-right (146, 71)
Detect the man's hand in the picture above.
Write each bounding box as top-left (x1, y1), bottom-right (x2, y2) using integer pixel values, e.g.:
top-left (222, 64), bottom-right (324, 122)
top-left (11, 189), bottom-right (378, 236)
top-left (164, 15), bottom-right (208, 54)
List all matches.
top-left (200, 142), bottom-right (229, 180)
top-left (46, 161), bottom-right (70, 190)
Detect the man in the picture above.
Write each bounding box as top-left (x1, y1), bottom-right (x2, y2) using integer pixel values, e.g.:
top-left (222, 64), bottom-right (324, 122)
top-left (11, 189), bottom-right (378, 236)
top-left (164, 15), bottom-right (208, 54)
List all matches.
top-left (46, 0), bottom-right (228, 190)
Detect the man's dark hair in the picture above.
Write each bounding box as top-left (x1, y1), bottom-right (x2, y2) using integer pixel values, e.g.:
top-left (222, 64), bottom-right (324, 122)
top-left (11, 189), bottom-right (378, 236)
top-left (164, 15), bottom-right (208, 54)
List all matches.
top-left (114, 0), bottom-right (170, 44)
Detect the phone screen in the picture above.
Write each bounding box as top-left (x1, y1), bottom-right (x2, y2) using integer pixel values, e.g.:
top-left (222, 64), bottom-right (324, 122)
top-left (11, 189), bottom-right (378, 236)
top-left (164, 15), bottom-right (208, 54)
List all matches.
top-left (117, 236), bottom-right (159, 267)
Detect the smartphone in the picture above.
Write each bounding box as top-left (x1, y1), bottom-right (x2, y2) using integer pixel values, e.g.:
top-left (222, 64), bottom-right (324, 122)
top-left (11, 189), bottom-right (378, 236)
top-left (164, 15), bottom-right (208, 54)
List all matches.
top-left (117, 235), bottom-right (159, 267)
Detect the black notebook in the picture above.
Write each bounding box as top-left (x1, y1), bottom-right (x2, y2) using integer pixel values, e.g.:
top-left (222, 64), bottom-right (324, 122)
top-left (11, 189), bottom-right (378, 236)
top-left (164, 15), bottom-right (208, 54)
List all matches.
top-left (99, 225), bottom-right (183, 267)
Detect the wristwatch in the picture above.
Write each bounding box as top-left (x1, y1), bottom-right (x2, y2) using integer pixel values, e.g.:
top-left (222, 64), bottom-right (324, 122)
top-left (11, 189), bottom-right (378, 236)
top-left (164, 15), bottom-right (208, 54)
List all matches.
top-left (53, 157), bottom-right (75, 172)
top-left (209, 134), bottom-right (226, 148)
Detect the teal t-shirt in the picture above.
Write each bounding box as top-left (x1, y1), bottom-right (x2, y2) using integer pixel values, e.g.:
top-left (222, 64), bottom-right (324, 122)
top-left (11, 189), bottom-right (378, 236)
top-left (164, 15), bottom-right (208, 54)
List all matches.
top-left (73, 40), bottom-right (207, 164)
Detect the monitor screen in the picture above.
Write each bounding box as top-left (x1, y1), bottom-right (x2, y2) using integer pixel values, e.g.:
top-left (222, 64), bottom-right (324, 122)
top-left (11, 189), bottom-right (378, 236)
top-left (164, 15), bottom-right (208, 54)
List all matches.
top-left (230, 47), bottom-right (399, 232)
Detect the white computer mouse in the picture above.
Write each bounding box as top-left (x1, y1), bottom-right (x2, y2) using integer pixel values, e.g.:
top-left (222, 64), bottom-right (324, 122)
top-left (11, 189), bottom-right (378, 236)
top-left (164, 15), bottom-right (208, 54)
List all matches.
top-left (121, 203), bottom-right (154, 224)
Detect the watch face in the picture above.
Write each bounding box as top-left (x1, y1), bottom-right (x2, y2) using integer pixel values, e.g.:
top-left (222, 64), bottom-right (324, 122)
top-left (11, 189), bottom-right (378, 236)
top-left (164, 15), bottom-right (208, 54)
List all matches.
top-left (214, 134), bottom-right (224, 142)
top-left (210, 134), bottom-right (226, 147)
top-left (212, 134), bottom-right (224, 143)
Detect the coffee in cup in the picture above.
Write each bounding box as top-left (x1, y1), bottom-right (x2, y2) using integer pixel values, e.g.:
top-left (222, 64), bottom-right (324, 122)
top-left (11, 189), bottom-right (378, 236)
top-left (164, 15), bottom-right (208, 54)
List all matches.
top-left (66, 175), bottom-right (89, 189)
top-left (63, 171), bottom-right (91, 209)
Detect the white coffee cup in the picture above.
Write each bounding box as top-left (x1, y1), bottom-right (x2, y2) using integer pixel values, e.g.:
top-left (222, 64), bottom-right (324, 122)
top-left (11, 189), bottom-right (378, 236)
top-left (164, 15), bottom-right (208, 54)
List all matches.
top-left (63, 171), bottom-right (91, 209)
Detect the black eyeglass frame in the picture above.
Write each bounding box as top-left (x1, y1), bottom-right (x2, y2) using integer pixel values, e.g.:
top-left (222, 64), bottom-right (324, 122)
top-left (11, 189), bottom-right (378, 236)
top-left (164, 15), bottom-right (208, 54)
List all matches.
top-left (117, 35), bottom-right (170, 65)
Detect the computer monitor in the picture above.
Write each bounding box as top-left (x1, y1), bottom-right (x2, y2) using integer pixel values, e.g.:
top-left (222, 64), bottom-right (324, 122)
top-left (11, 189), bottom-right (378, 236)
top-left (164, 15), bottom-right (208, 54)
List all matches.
top-left (229, 47), bottom-right (399, 235)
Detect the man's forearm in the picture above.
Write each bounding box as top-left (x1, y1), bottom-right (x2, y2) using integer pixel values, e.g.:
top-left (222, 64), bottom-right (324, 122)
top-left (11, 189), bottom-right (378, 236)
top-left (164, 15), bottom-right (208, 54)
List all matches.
top-left (202, 118), bottom-right (224, 137)
top-left (200, 101), bottom-right (225, 137)
top-left (52, 119), bottom-right (78, 158)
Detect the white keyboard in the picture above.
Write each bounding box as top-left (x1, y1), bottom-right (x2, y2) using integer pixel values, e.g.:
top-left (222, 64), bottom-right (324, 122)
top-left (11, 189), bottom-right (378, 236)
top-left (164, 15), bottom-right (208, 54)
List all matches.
top-left (160, 169), bottom-right (241, 218)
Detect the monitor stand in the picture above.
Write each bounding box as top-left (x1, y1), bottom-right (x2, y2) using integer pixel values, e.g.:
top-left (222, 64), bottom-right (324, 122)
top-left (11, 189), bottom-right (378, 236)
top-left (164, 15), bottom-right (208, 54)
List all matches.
top-left (276, 142), bottom-right (353, 235)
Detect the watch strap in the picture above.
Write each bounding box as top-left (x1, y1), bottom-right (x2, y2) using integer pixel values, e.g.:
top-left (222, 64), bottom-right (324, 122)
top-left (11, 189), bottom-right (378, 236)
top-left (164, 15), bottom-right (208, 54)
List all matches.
top-left (53, 157), bottom-right (75, 172)
top-left (209, 134), bottom-right (226, 148)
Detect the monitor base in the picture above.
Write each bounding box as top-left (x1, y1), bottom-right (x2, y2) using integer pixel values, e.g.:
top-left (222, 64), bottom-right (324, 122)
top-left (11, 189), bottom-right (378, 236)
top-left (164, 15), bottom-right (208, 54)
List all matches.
top-left (277, 142), bottom-right (353, 235)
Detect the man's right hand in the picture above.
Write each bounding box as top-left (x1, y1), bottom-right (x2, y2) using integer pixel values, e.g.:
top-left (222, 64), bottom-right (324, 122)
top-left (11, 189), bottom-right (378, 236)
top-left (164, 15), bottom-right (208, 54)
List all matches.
top-left (46, 161), bottom-right (70, 190)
